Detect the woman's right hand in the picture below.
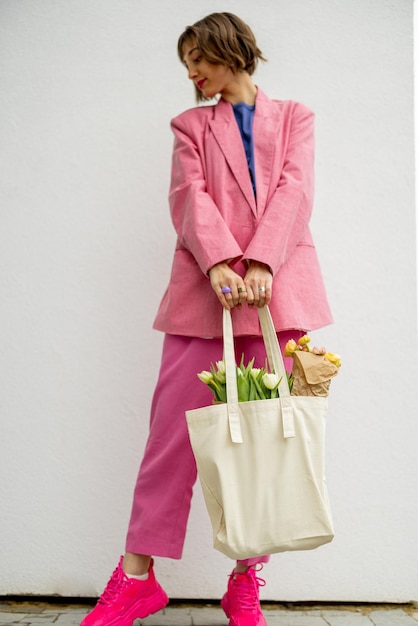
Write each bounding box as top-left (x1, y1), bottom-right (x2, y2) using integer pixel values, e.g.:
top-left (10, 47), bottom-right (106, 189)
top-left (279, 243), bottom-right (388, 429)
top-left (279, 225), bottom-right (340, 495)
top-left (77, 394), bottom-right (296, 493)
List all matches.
top-left (208, 262), bottom-right (248, 310)
top-left (244, 260), bottom-right (273, 308)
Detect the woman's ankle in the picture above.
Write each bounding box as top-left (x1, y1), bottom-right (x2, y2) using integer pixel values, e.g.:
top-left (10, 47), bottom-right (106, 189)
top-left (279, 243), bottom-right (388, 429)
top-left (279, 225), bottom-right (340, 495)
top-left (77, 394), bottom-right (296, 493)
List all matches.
top-left (123, 552), bottom-right (151, 576)
top-left (234, 563), bottom-right (250, 573)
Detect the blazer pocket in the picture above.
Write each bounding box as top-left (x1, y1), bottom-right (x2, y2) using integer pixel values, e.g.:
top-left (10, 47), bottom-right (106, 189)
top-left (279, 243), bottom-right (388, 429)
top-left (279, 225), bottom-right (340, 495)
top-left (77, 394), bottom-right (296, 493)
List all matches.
top-left (296, 241), bottom-right (315, 249)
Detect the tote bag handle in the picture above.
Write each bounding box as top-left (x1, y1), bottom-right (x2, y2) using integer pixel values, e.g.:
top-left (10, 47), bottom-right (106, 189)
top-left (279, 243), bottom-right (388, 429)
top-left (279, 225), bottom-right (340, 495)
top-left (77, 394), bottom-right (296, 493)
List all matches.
top-left (223, 305), bottom-right (296, 443)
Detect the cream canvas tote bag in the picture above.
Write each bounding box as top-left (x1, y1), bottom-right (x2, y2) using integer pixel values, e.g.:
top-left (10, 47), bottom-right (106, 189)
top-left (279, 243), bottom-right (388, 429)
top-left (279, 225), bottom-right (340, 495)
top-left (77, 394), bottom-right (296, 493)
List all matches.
top-left (186, 306), bottom-right (334, 559)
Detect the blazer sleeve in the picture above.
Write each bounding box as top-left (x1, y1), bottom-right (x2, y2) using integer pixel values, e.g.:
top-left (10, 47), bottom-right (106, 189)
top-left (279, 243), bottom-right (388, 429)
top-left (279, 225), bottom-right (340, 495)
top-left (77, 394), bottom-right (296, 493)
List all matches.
top-left (169, 115), bottom-right (243, 275)
top-left (243, 102), bottom-right (315, 275)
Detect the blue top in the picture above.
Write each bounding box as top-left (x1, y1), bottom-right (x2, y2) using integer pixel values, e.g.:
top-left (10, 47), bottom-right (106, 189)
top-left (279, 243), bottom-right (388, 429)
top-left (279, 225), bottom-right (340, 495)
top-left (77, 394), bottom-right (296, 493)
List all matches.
top-left (232, 102), bottom-right (256, 195)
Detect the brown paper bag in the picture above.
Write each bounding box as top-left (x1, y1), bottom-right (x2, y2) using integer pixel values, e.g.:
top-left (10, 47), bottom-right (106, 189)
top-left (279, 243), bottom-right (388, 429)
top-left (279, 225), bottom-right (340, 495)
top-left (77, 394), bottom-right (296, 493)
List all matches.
top-left (290, 351), bottom-right (339, 397)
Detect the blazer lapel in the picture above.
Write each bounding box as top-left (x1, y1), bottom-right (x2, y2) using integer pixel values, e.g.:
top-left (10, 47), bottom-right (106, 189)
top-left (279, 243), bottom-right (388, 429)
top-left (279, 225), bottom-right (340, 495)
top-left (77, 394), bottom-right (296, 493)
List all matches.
top-left (252, 89), bottom-right (282, 215)
top-left (209, 91), bottom-right (282, 217)
top-left (209, 99), bottom-right (257, 216)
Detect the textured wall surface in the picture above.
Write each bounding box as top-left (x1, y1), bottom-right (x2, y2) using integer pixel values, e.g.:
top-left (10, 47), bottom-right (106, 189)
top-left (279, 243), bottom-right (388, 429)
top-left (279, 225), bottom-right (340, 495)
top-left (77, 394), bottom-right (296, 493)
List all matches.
top-left (1, 0), bottom-right (417, 602)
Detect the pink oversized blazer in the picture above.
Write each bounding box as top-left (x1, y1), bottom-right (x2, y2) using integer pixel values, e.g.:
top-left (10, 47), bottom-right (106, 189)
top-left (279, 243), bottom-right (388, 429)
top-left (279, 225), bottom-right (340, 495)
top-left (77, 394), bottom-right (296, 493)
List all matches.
top-left (153, 88), bottom-right (333, 338)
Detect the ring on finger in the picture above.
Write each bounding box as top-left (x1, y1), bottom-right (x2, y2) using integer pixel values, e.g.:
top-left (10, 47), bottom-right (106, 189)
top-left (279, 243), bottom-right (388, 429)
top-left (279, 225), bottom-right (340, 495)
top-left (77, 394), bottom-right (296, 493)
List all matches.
top-left (259, 286), bottom-right (266, 294)
top-left (238, 287), bottom-right (247, 294)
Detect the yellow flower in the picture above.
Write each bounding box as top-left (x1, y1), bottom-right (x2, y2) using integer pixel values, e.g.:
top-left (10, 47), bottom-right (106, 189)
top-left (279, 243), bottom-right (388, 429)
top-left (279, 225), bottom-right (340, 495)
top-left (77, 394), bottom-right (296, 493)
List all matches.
top-left (298, 335), bottom-right (311, 347)
top-left (324, 352), bottom-right (341, 368)
top-left (284, 339), bottom-right (298, 357)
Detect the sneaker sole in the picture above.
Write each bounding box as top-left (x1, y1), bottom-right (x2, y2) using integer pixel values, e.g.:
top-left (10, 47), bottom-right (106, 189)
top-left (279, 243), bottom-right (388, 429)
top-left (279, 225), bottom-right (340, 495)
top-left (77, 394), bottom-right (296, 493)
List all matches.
top-left (105, 588), bottom-right (169, 626)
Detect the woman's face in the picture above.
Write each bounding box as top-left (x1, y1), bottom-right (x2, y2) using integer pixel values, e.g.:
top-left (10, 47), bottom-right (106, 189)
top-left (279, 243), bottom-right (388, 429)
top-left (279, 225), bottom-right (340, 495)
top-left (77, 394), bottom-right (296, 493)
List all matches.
top-left (182, 41), bottom-right (235, 100)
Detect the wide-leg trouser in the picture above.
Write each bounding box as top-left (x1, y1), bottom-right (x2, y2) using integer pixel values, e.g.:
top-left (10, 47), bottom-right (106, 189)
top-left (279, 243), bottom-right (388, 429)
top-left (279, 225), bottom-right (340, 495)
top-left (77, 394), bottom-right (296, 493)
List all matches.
top-left (125, 330), bottom-right (302, 564)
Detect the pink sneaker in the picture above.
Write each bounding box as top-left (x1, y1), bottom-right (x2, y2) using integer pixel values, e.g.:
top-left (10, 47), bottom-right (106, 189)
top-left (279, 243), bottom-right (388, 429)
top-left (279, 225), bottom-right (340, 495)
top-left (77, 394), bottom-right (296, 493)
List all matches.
top-left (80, 557), bottom-right (168, 626)
top-left (221, 567), bottom-right (267, 626)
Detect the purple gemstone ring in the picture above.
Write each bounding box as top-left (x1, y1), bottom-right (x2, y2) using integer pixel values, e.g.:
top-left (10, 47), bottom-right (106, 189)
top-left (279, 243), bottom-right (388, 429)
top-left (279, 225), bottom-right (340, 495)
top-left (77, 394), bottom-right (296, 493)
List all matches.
top-left (221, 286), bottom-right (232, 294)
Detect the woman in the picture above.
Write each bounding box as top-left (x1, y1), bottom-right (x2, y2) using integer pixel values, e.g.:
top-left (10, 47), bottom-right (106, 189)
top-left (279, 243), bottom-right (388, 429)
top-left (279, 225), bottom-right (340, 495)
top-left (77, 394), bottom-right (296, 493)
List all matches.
top-left (81, 12), bottom-right (332, 626)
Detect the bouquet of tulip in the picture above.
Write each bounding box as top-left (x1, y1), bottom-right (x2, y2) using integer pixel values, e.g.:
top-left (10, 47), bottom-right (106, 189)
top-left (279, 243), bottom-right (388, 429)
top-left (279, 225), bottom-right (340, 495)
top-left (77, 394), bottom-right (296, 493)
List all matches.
top-left (197, 337), bottom-right (341, 402)
top-left (197, 355), bottom-right (291, 403)
top-left (284, 335), bottom-right (341, 367)
top-left (284, 335), bottom-right (341, 397)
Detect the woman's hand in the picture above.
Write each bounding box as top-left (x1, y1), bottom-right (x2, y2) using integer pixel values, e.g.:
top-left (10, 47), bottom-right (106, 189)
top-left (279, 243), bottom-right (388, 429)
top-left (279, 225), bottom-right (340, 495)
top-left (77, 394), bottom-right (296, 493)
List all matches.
top-left (208, 262), bottom-right (248, 310)
top-left (244, 260), bottom-right (273, 308)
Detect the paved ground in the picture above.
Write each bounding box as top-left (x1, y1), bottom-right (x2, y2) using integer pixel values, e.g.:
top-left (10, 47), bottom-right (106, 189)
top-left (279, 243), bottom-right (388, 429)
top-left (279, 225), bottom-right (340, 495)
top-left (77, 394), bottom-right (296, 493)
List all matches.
top-left (0, 601), bottom-right (418, 626)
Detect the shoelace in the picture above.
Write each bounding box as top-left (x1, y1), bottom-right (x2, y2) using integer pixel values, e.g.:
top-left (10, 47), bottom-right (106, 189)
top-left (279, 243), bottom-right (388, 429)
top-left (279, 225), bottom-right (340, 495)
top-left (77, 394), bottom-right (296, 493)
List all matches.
top-left (229, 569), bottom-right (266, 612)
top-left (98, 560), bottom-right (129, 606)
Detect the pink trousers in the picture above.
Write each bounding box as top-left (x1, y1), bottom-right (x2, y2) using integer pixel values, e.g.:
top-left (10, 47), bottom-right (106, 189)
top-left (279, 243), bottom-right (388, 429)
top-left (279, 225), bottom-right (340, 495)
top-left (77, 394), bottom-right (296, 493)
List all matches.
top-left (125, 329), bottom-right (303, 565)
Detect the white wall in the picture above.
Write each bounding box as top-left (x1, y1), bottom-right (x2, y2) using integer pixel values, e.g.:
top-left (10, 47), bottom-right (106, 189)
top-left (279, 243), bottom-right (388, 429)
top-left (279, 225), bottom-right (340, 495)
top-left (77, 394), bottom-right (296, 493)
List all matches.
top-left (1, 0), bottom-right (417, 603)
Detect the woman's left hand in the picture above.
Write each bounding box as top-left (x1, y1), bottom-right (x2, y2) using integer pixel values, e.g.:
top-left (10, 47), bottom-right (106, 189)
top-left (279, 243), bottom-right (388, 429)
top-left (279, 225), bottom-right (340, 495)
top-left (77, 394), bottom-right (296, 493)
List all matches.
top-left (244, 261), bottom-right (273, 308)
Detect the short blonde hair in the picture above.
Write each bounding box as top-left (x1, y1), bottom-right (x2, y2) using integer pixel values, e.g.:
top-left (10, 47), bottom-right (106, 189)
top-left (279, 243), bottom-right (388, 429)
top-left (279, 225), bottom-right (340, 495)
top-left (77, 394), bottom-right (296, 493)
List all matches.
top-left (178, 12), bottom-right (266, 101)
